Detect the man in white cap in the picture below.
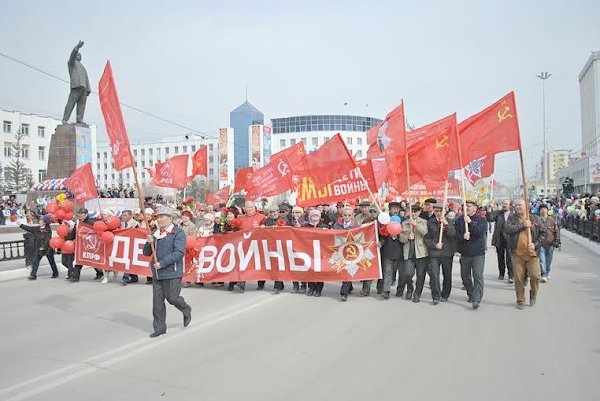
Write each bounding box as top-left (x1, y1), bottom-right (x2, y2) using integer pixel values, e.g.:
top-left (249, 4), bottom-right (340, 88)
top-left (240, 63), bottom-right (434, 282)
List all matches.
top-left (143, 206), bottom-right (192, 338)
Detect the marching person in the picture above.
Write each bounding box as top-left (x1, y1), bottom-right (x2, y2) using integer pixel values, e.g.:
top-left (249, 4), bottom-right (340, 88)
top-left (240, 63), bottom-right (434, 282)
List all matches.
top-left (424, 202), bottom-right (456, 304)
top-left (377, 215), bottom-right (403, 300)
top-left (290, 206), bottom-right (308, 293)
top-left (489, 199), bottom-right (514, 283)
top-left (538, 204), bottom-right (560, 282)
top-left (62, 219), bottom-right (76, 280)
top-left (121, 209), bottom-right (141, 286)
top-left (21, 214), bottom-right (58, 280)
top-left (334, 206), bottom-right (358, 301)
top-left (143, 206), bottom-right (192, 338)
top-left (504, 199), bottom-right (547, 309)
top-left (303, 209), bottom-right (328, 297)
top-left (399, 204), bottom-right (429, 302)
top-left (388, 201), bottom-right (405, 286)
top-left (455, 200), bottom-right (488, 309)
top-left (71, 208), bottom-right (104, 282)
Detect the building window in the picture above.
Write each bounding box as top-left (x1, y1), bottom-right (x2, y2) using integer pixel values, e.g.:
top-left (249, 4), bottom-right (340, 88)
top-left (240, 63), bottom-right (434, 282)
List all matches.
top-left (21, 124), bottom-right (29, 136)
top-left (209, 144), bottom-right (214, 151)
top-left (209, 156), bottom-right (214, 163)
top-left (38, 146), bottom-right (45, 160)
top-left (357, 150), bottom-right (363, 158)
top-left (301, 138), bottom-right (306, 145)
top-left (38, 126), bottom-right (45, 138)
top-left (3, 121), bottom-right (11, 133)
top-left (209, 168), bottom-right (214, 175)
top-left (133, 149), bottom-right (138, 157)
top-left (142, 172), bottom-right (146, 179)
top-left (174, 146), bottom-right (179, 154)
top-left (97, 163), bottom-right (100, 170)
top-left (111, 173), bottom-right (115, 179)
top-left (356, 137), bottom-right (363, 145)
top-left (165, 147), bottom-right (170, 154)
top-left (191, 145), bottom-right (196, 152)
top-left (97, 152), bottom-right (100, 159)
top-left (290, 139), bottom-right (296, 145)
top-left (38, 169), bottom-right (46, 182)
top-left (280, 139), bottom-right (286, 147)
top-left (126, 173), bottom-right (130, 180)
top-left (21, 145), bottom-right (29, 159)
top-left (347, 137), bottom-right (353, 145)
top-left (149, 148), bottom-right (153, 155)
top-left (141, 149), bottom-right (145, 156)
top-left (103, 152), bottom-right (107, 159)
top-left (104, 174), bottom-right (108, 181)
top-left (183, 146), bottom-right (188, 153)
top-left (104, 163), bottom-right (108, 169)
top-left (142, 161), bottom-right (146, 167)
top-left (324, 136), bottom-right (330, 142)
top-left (4, 142), bottom-right (12, 157)
top-left (312, 137), bottom-right (318, 146)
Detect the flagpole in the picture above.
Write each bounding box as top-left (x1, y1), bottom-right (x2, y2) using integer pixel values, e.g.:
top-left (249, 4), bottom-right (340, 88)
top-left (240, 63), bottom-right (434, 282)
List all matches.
top-left (438, 180), bottom-right (449, 245)
top-left (518, 148), bottom-right (534, 253)
top-left (404, 153), bottom-right (414, 236)
top-left (489, 173), bottom-right (495, 203)
top-left (453, 115), bottom-right (470, 234)
top-left (130, 157), bottom-right (158, 264)
top-left (355, 165), bottom-right (382, 213)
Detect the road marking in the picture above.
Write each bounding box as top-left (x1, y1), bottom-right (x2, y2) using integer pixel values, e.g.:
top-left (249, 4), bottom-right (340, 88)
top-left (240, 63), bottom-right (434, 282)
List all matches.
top-left (0, 293), bottom-right (283, 401)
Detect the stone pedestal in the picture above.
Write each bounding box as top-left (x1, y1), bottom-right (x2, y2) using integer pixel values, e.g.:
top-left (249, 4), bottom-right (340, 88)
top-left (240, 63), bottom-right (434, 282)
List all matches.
top-left (47, 124), bottom-right (78, 180)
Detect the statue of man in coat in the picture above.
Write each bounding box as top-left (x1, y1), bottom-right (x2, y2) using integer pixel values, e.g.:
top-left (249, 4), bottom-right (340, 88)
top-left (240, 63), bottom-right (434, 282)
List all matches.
top-left (62, 40), bottom-right (91, 125)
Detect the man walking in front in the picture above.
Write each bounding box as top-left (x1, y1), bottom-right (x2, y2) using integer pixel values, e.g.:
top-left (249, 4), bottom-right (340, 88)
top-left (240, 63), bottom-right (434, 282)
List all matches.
top-left (504, 199), bottom-right (547, 309)
top-left (489, 199), bottom-right (514, 283)
top-left (538, 204), bottom-right (560, 282)
top-left (144, 206), bottom-right (192, 337)
top-left (455, 200), bottom-right (488, 309)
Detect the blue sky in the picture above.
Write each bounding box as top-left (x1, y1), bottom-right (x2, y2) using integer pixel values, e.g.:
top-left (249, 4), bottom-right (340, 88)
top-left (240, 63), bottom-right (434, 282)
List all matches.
top-left (1, 0), bottom-right (599, 184)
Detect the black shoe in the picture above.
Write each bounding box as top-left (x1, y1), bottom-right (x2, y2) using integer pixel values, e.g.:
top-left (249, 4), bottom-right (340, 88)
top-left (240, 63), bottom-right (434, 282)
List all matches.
top-left (433, 299), bottom-right (439, 305)
top-left (381, 292), bottom-right (390, 300)
top-left (376, 289), bottom-right (383, 295)
top-left (273, 289), bottom-right (281, 295)
top-left (149, 331), bottom-right (166, 338)
top-left (441, 297), bottom-right (448, 302)
top-left (227, 284), bottom-right (234, 291)
top-left (498, 274), bottom-right (504, 280)
top-left (298, 288), bottom-right (307, 294)
top-left (472, 302), bottom-right (480, 309)
top-left (358, 291), bottom-right (369, 297)
top-left (307, 289), bottom-right (315, 296)
top-left (395, 291), bottom-right (403, 297)
top-left (467, 296), bottom-right (473, 303)
top-left (69, 278), bottom-right (79, 283)
top-left (93, 275), bottom-right (103, 280)
top-left (340, 294), bottom-right (348, 302)
top-left (51, 274), bottom-right (58, 278)
top-left (257, 285), bottom-right (265, 290)
top-left (314, 291), bottom-right (321, 297)
top-left (28, 275), bottom-right (36, 280)
top-left (412, 296), bottom-right (420, 303)
top-left (146, 277), bottom-right (153, 284)
top-left (405, 290), bottom-right (413, 300)
top-left (291, 288), bottom-right (299, 293)
top-left (183, 309), bottom-right (192, 327)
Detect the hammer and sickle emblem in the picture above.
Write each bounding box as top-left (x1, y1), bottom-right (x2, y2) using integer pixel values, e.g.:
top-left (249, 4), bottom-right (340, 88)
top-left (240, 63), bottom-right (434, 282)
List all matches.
top-left (277, 159), bottom-right (290, 177)
top-left (344, 244), bottom-right (358, 260)
top-left (435, 135), bottom-right (449, 149)
top-left (497, 106), bottom-right (513, 122)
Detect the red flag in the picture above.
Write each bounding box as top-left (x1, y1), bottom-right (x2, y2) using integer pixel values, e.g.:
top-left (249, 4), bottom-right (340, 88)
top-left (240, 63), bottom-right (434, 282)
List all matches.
top-left (388, 114), bottom-right (459, 192)
top-left (191, 146), bottom-right (208, 177)
top-left (246, 153), bottom-right (293, 198)
top-left (234, 166), bottom-right (254, 193)
top-left (98, 61), bottom-right (134, 171)
top-left (464, 153), bottom-right (495, 185)
top-left (454, 91), bottom-right (521, 169)
top-left (353, 159), bottom-right (379, 193)
top-left (151, 155), bottom-right (189, 188)
top-left (206, 185), bottom-right (231, 205)
top-left (64, 163), bottom-right (97, 203)
top-left (271, 141), bottom-right (306, 170)
top-left (367, 101), bottom-right (405, 159)
top-left (297, 133), bottom-right (355, 188)
top-left (370, 159), bottom-right (388, 190)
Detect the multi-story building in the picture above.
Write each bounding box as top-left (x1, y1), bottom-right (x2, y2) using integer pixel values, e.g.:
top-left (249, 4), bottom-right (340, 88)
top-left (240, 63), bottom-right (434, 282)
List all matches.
top-left (580, 51), bottom-right (600, 156)
top-left (1, 108), bottom-right (96, 186)
top-left (230, 101), bottom-right (264, 173)
top-left (95, 134), bottom-right (218, 195)
top-left (270, 114), bottom-right (382, 158)
top-left (546, 150), bottom-right (569, 181)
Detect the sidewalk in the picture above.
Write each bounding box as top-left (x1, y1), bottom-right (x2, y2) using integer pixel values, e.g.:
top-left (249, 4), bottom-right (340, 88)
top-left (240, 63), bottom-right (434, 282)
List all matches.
top-left (0, 255), bottom-right (64, 282)
top-left (560, 229), bottom-right (600, 256)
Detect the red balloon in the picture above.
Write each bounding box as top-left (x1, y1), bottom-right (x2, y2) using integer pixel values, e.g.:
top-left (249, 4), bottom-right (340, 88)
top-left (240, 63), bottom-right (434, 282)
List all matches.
top-left (93, 221), bottom-right (107, 233)
top-left (186, 236), bottom-right (198, 249)
top-left (387, 221), bottom-right (402, 236)
top-left (55, 209), bottom-right (66, 221)
top-left (52, 214), bottom-right (59, 223)
top-left (45, 202), bottom-right (58, 214)
top-left (56, 224), bottom-right (69, 237)
top-left (61, 240), bottom-right (75, 254)
top-left (64, 212), bottom-right (74, 221)
top-left (100, 231), bottom-right (115, 244)
top-left (106, 216), bottom-right (121, 231)
top-left (49, 236), bottom-right (64, 250)
top-left (62, 200), bottom-right (73, 212)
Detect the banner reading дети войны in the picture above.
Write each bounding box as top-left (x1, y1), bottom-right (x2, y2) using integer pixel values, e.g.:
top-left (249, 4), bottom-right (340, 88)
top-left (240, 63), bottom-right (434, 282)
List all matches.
top-left (74, 223), bottom-right (382, 283)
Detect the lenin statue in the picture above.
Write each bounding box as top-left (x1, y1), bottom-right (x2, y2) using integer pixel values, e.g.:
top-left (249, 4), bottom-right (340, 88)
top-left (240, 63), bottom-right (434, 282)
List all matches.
top-left (62, 41), bottom-right (91, 125)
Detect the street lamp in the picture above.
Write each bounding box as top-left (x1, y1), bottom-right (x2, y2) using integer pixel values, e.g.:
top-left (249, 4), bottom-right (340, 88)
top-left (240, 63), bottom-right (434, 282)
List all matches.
top-left (537, 71), bottom-right (551, 198)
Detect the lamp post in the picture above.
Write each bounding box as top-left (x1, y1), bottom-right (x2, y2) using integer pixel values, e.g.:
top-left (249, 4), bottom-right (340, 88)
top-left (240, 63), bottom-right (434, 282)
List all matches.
top-left (537, 72), bottom-right (551, 198)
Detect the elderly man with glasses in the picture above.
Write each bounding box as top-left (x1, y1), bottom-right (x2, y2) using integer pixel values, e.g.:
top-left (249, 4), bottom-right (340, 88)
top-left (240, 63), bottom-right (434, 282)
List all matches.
top-left (333, 207), bottom-right (358, 301)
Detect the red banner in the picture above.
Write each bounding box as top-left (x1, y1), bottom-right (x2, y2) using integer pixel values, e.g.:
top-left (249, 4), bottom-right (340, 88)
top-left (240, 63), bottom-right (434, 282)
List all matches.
top-left (98, 61), bottom-right (134, 171)
top-left (75, 223), bottom-right (382, 282)
top-left (245, 153), bottom-right (293, 198)
top-left (190, 145), bottom-right (208, 177)
top-left (64, 162), bottom-right (97, 203)
top-left (234, 166), bottom-right (254, 193)
top-left (293, 165), bottom-right (377, 207)
top-left (151, 154), bottom-right (189, 188)
top-left (206, 185), bottom-right (231, 205)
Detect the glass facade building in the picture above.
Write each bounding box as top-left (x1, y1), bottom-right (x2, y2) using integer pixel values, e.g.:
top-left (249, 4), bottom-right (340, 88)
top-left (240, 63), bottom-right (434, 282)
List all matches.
top-left (272, 115), bottom-right (382, 134)
top-left (230, 101), bottom-right (264, 173)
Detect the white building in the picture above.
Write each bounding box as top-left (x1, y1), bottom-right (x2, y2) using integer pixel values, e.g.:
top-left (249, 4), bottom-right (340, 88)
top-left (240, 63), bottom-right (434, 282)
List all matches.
top-left (580, 51), bottom-right (600, 156)
top-left (270, 114), bottom-right (382, 158)
top-left (95, 134), bottom-right (219, 195)
top-left (1, 108), bottom-right (96, 186)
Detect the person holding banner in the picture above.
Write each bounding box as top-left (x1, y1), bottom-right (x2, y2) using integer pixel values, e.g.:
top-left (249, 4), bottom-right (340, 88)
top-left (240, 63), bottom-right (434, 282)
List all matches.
top-left (334, 207), bottom-right (358, 301)
top-left (424, 203), bottom-right (456, 304)
top-left (144, 206), bottom-right (192, 338)
top-left (303, 209), bottom-right (328, 297)
top-left (71, 208), bottom-right (104, 283)
top-left (399, 205), bottom-right (429, 302)
top-left (455, 200), bottom-right (488, 309)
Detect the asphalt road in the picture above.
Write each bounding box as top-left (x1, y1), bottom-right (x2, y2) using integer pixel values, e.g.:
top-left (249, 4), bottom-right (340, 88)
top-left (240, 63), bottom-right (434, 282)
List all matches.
top-left (1, 234), bottom-right (599, 401)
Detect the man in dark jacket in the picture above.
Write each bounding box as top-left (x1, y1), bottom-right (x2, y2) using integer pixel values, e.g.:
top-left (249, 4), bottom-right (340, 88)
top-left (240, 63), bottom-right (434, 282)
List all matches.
top-left (21, 215), bottom-right (57, 280)
top-left (503, 199), bottom-right (547, 309)
top-left (425, 202), bottom-right (456, 304)
top-left (377, 222), bottom-right (403, 300)
top-left (71, 208), bottom-right (104, 282)
top-left (455, 200), bottom-right (488, 309)
top-left (143, 206), bottom-right (192, 338)
top-left (488, 199), bottom-right (514, 282)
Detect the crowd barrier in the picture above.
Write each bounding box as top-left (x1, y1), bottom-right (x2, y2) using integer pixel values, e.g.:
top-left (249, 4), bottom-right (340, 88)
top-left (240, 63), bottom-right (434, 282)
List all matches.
top-left (564, 216), bottom-right (600, 243)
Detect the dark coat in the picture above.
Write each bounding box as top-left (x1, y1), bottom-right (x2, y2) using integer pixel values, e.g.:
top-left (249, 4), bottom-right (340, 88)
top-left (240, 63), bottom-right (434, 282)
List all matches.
top-left (380, 234), bottom-right (403, 260)
top-left (143, 226), bottom-right (186, 280)
top-left (488, 210), bottom-right (512, 248)
top-left (454, 214), bottom-right (488, 256)
top-left (503, 214), bottom-right (547, 254)
top-left (425, 217), bottom-right (456, 257)
top-left (20, 224), bottom-right (53, 257)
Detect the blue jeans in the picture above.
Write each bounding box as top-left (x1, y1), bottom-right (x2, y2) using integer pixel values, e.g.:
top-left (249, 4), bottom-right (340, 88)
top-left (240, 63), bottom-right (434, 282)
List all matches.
top-left (539, 246), bottom-right (554, 278)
